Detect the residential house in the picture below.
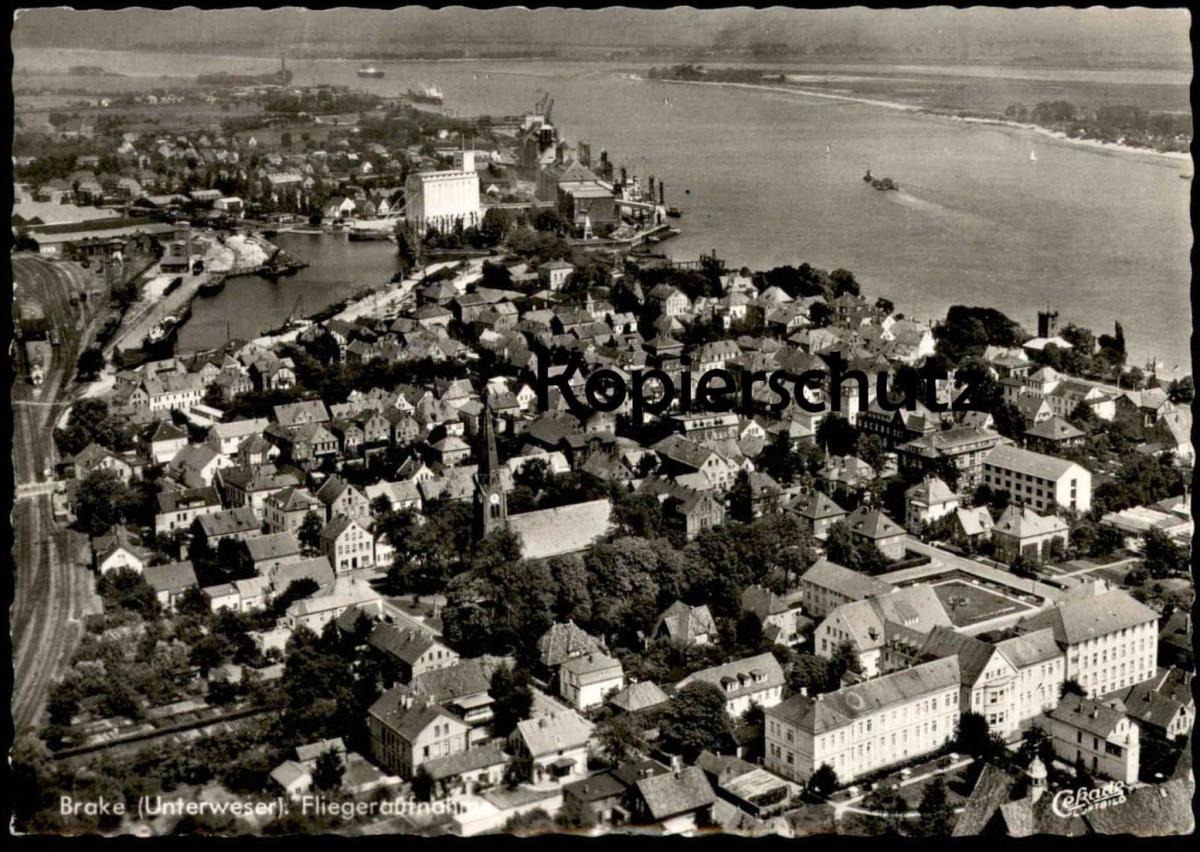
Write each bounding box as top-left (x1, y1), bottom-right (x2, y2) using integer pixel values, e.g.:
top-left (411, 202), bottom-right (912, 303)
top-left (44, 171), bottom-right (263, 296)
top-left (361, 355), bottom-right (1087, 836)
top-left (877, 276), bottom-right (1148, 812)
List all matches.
top-left (676, 652), bottom-right (785, 718)
top-left (844, 506), bottom-right (907, 561)
top-left (321, 516), bottom-right (375, 572)
top-left (559, 652), bottom-right (625, 711)
top-left (1047, 695), bottom-right (1140, 784)
top-left (367, 688), bottom-right (470, 780)
top-left (143, 560), bottom-right (199, 610)
top-left (511, 708), bottom-right (594, 784)
top-left (651, 601), bottom-right (718, 647)
top-left (624, 764), bottom-right (716, 835)
top-left (904, 476), bottom-right (960, 533)
top-left (991, 505), bottom-right (1069, 563)
top-left (368, 622), bottom-right (460, 683)
top-left (154, 486), bottom-right (222, 537)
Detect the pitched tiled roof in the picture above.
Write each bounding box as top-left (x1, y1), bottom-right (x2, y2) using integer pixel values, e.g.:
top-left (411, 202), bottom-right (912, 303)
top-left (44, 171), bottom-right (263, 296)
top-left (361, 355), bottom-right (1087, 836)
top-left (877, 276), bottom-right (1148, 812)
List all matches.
top-left (608, 681), bottom-right (670, 713)
top-left (845, 506), bottom-right (904, 541)
top-left (368, 622), bottom-right (444, 666)
top-left (800, 559), bottom-right (894, 600)
top-left (246, 531), bottom-right (301, 563)
top-left (507, 499), bottom-right (612, 561)
top-left (951, 762), bottom-right (1015, 837)
top-left (994, 505), bottom-right (1068, 539)
top-left (634, 766), bottom-right (715, 821)
top-left (368, 688), bottom-right (462, 742)
top-left (196, 506), bottom-right (259, 538)
top-left (412, 656), bottom-right (510, 703)
top-left (537, 621), bottom-right (602, 669)
top-left (677, 652), bottom-right (784, 701)
top-left (983, 444), bottom-right (1080, 480)
top-left (423, 742), bottom-right (509, 781)
top-left (515, 709), bottom-right (594, 756)
top-left (1020, 589), bottom-right (1158, 645)
top-left (919, 625), bottom-right (1002, 685)
top-left (785, 489), bottom-right (847, 521)
top-left (768, 657), bottom-right (960, 735)
top-left (654, 601), bottom-right (717, 643)
top-left (1047, 694), bottom-right (1128, 739)
top-left (143, 560), bottom-right (198, 594)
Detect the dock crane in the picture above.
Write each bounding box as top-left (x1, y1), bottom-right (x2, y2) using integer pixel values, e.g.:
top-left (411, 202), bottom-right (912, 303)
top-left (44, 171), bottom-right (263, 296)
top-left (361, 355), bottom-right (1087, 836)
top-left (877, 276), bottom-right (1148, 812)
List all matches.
top-left (534, 90), bottom-right (554, 124)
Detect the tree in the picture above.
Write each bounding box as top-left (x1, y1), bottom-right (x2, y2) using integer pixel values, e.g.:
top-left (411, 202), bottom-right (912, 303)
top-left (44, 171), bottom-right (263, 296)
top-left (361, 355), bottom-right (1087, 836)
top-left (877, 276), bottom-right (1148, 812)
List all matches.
top-left (595, 714), bottom-right (646, 765)
top-left (955, 710), bottom-right (995, 757)
top-left (728, 469), bottom-right (754, 522)
top-left (189, 635), bottom-right (226, 677)
top-left (312, 748), bottom-right (344, 791)
top-left (1010, 554), bottom-right (1038, 579)
top-left (658, 681), bottom-right (734, 762)
top-left (73, 469), bottom-right (133, 537)
top-left (857, 434), bottom-right (886, 472)
top-left (395, 223), bottom-right (419, 271)
top-left (1142, 527), bottom-right (1188, 578)
top-left (1016, 724), bottom-right (1054, 768)
top-left (1059, 679), bottom-right (1086, 699)
top-left (411, 766), bottom-right (435, 802)
top-left (489, 664), bottom-right (533, 738)
top-left (861, 785), bottom-right (908, 835)
top-left (47, 680), bottom-right (82, 726)
top-left (829, 268), bottom-right (860, 298)
top-left (97, 567), bottom-right (160, 620)
top-left (830, 640), bottom-right (863, 678)
top-left (76, 347), bottom-right (105, 381)
top-left (1073, 755), bottom-right (1094, 787)
top-left (1167, 376), bottom-right (1194, 404)
top-left (916, 775), bottom-right (954, 836)
top-left (297, 511), bottom-right (324, 553)
top-left (808, 763), bottom-right (839, 798)
top-left (789, 654), bottom-right (839, 696)
top-left (271, 578), bottom-right (320, 617)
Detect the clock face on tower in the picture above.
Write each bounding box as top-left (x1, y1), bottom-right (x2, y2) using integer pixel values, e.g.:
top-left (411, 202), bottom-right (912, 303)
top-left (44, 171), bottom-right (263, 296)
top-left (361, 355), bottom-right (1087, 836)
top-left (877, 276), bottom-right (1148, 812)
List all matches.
top-left (489, 493), bottom-right (501, 506)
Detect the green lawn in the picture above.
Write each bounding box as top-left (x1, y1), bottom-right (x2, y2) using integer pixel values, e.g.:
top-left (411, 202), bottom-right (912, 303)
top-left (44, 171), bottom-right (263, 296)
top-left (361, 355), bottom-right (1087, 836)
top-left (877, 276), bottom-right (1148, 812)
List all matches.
top-left (935, 580), bottom-right (1032, 627)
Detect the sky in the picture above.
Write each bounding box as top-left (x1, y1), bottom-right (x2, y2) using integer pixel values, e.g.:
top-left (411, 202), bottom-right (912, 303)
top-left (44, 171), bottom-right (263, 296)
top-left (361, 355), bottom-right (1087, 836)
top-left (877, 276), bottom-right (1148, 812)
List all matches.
top-left (11, 7), bottom-right (1192, 65)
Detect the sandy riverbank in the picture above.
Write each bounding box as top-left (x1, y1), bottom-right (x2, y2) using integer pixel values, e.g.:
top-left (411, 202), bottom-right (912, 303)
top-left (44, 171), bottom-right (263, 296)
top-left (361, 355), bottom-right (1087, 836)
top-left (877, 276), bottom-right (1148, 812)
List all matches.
top-left (649, 76), bottom-right (1190, 165)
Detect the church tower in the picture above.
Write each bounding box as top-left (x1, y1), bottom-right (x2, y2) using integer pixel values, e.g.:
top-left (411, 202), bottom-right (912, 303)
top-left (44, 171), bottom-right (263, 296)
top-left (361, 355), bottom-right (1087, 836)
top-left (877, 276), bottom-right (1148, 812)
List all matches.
top-left (473, 402), bottom-right (507, 542)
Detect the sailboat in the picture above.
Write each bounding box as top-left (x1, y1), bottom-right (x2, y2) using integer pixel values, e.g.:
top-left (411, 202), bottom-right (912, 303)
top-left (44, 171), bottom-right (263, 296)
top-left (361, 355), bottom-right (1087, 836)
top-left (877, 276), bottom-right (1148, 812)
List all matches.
top-left (825, 144), bottom-right (832, 155)
top-left (1029, 149), bottom-right (1038, 163)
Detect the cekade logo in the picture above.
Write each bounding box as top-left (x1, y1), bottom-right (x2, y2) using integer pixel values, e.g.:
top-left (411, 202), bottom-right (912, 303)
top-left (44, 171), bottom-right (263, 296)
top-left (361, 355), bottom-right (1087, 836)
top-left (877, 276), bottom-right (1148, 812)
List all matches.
top-left (1051, 781), bottom-right (1131, 818)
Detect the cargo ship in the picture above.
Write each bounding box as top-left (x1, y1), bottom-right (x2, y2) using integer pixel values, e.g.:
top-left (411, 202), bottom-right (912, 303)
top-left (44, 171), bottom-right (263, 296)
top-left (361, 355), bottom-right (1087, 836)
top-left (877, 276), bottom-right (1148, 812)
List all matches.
top-left (407, 85), bottom-right (445, 105)
top-left (198, 274), bottom-right (226, 296)
top-left (863, 169), bottom-right (899, 192)
top-left (357, 65), bottom-right (385, 79)
top-left (348, 227), bottom-right (393, 242)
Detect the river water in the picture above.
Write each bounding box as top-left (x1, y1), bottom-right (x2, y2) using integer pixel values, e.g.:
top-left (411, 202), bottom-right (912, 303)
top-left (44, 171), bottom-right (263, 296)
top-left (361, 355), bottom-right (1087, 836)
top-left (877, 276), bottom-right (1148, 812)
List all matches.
top-left (16, 49), bottom-right (1192, 370)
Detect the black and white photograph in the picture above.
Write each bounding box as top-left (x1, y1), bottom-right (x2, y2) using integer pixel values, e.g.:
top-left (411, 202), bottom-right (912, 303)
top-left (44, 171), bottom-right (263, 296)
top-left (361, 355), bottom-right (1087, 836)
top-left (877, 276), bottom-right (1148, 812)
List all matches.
top-left (8, 5), bottom-right (1195, 839)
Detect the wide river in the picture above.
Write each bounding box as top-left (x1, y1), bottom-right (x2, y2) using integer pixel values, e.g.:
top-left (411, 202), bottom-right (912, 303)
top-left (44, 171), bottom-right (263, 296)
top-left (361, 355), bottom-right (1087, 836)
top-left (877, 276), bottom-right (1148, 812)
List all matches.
top-left (17, 50), bottom-right (1193, 370)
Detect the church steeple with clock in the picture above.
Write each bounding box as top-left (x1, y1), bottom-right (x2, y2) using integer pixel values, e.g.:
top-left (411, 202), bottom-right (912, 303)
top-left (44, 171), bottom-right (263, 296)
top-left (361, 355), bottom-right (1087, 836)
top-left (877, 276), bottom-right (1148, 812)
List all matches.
top-left (473, 401), bottom-right (507, 542)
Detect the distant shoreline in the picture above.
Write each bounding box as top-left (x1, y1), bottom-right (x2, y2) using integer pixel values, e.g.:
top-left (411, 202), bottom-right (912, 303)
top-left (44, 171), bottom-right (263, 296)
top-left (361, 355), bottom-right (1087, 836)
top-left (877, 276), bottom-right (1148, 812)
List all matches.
top-left (646, 76), bottom-right (1191, 165)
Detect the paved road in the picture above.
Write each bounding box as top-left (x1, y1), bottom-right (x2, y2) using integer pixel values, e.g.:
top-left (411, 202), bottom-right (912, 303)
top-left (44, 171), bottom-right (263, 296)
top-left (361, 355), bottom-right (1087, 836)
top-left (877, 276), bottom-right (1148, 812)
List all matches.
top-left (11, 255), bottom-right (104, 735)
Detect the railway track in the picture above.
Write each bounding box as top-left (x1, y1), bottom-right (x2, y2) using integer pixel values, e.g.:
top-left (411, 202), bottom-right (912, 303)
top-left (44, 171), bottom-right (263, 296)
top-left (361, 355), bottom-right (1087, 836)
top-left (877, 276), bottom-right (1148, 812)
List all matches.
top-left (10, 255), bottom-right (105, 735)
